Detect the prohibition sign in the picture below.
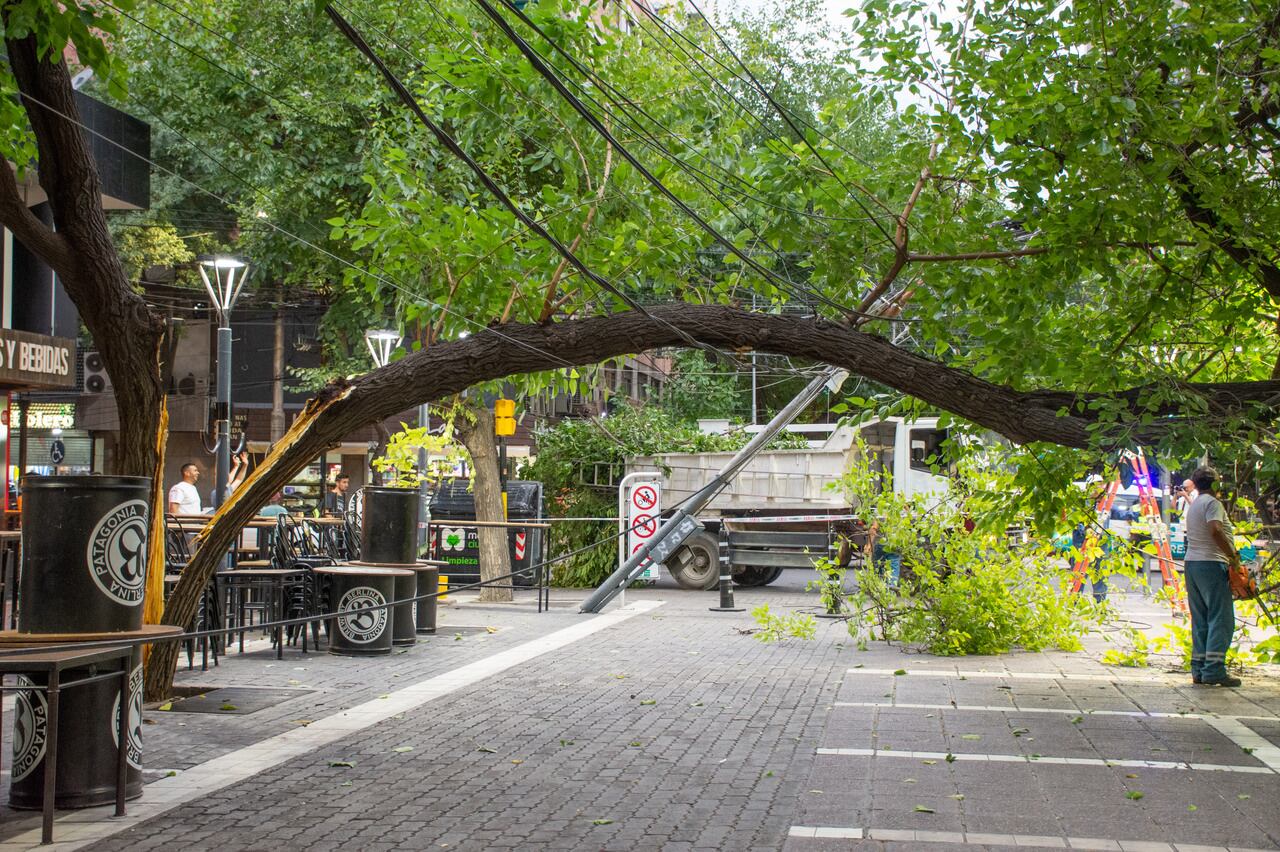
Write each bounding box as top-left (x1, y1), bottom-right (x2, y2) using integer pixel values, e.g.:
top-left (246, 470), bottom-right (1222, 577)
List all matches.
top-left (631, 484), bottom-right (658, 511)
top-left (632, 513), bottom-right (658, 538)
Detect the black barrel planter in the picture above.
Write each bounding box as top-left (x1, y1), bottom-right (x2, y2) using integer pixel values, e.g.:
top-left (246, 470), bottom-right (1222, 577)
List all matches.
top-left (313, 565), bottom-right (411, 656)
top-left (9, 647), bottom-right (144, 809)
top-left (391, 571), bottom-right (416, 647)
top-left (19, 476), bottom-right (151, 634)
top-left (413, 562), bottom-right (444, 635)
top-left (361, 486), bottom-right (419, 565)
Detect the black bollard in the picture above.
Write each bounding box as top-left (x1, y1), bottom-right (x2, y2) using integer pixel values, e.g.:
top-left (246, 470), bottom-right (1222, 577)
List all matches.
top-left (708, 567), bottom-right (744, 613)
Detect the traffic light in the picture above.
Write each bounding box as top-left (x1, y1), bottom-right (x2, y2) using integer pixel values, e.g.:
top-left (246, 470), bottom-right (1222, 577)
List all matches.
top-left (494, 398), bottom-right (516, 436)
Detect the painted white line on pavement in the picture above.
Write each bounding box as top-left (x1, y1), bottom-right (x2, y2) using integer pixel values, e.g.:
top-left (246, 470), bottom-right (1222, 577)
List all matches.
top-left (1200, 716), bottom-right (1280, 773)
top-left (787, 826), bottom-right (1277, 851)
top-left (815, 747), bottom-right (1274, 775)
top-left (0, 600), bottom-right (664, 852)
top-left (847, 667), bottom-right (1172, 683)
top-left (835, 700), bottom-right (1280, 724)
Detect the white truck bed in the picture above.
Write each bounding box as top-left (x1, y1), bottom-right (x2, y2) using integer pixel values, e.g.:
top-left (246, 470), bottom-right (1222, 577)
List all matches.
top-left (628, 427), bottom-right (855, 515)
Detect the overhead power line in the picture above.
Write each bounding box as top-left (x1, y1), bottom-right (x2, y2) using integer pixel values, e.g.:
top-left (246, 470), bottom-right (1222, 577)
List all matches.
top-left (324, 4), bottom-right (710, 352)
top-left (468, 0), bottom-right (875, 320)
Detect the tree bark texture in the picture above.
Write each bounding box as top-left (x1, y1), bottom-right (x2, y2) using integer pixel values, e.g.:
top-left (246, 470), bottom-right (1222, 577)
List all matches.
top-left (3, 33), bottom-right (166, 479)
top-left (144, 303), bottom-right (1280, 697)
top-left (0, 31), bottom-right (171, 659)
top-left (454, 403), bottom-right (514, 603)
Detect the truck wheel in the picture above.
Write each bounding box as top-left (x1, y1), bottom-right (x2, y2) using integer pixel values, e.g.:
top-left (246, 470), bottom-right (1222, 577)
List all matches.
top-left (763, 566), bottom-right (784, 585)
top-left (667, 530), bottom-right (720, 590)
top-left (735, 565), bottom-right (774, 587)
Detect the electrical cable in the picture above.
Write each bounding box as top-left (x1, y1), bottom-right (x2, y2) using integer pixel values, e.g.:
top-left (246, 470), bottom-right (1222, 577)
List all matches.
top-left (625, 1), bottom-right (897, 242)
top-left (13, 87), bottom-right (586, 372)
top-left (139, 0), bottom-right (890, 336)
top-left (469, 0), bottom-right (877, 319)
top-left (324, 5), bottom-right (709, 355)
top-left (337, 0), bottom-right (864, 320)
top-left (118, 0), bottom-right (731, 356)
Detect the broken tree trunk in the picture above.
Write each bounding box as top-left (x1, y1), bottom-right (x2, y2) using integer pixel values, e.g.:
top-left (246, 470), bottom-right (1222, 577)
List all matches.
top-left (144, 305), bottom-right (1280, 699)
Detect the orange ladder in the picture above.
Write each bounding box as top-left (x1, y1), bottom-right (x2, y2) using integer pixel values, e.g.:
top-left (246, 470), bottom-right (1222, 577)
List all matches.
top-left (1126, 449), bottom-right (1187, 613)
top-left (1070, 479), bottom-right (1120, 594)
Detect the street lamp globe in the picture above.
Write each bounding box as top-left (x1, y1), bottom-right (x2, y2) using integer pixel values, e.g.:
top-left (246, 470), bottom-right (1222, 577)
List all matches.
top-left (365, 328), bottom-right (401, 369)
top-left (197, 256), bottom-right (249, 320)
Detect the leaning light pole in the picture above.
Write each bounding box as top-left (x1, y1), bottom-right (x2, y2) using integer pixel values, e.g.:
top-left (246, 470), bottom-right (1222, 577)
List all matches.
top-left (581, 365), bottom-right (848, 613)
top-left (198, 256), bottom-right (249, 508)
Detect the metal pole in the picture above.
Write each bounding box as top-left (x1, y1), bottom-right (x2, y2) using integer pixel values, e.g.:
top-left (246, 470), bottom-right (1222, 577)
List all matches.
top-left (417, 403), bottom-right (430, 553)
top-left (213, 324), bottom-right (232, 507)
top-left (582, 366), bottom-right (846, 613)
top-left (16, 395), bottom-right (26, 481)
top-left (751, 352), bottom-right (758, 425)
top-left (709, 566), bottom-right (742, 612)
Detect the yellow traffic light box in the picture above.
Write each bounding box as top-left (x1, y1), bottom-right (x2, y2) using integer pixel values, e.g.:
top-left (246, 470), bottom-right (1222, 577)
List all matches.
top-left (494, 398), bottom-right (516, 436)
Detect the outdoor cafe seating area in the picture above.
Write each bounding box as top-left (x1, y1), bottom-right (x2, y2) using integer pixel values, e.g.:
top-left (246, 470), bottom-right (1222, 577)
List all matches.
top-left (163, 510), bottom-right (376, 666)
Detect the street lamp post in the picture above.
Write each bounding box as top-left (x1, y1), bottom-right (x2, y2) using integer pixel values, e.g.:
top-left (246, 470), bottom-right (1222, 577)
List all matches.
top-left (365, 328), bottom-right (401, 488)
top-left (198, 257), bottom-right (249, 509)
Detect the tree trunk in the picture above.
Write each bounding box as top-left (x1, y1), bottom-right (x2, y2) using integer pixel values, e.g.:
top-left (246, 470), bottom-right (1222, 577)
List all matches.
top-left (0, 29), bottom-right (170, 689)
top-left (455, 403), bottom-right (513, 603)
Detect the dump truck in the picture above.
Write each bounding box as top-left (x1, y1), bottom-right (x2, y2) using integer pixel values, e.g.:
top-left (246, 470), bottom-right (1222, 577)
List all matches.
top-left (626, 417), bottom-right (950, 589)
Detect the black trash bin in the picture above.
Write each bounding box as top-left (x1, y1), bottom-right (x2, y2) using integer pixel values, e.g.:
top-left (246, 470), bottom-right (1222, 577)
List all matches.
top-left (428, 479), bottom-right (543, 587)
top-left (20, 476), bottom-right (151, 634)
top-left (11, 475), bottom-right (151, 809)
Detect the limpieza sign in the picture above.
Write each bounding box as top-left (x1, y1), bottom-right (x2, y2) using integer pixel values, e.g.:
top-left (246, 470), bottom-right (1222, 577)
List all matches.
top-left (0, 328), bottom-right (74, 389)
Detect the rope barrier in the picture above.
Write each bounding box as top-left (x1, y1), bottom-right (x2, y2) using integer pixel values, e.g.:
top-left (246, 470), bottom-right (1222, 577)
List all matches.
top-left (0, 567), bottom-right (544, 659)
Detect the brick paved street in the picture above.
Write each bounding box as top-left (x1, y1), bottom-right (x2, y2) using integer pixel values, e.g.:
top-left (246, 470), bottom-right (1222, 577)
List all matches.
top-left (0, 572), bottom-right (1276, 850)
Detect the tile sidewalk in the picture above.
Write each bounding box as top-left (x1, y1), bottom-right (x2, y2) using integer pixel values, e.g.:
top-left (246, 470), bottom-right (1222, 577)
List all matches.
top-left (0, 571), bottom-right (1273, 850)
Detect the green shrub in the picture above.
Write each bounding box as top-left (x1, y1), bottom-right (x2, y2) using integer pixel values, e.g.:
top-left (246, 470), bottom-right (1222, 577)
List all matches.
top-left (840, 440), bottom-right (1102, 656)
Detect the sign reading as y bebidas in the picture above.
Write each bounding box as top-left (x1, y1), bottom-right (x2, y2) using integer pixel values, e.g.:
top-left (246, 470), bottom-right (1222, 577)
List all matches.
top-left (0, 328), bottom-right (74, 389)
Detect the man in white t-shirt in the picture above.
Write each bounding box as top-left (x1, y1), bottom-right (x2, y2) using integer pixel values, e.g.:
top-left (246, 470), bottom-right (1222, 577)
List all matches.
top-left (1183, 466), bottom-right (1242, 687)
top-left (168, 463), bottom-right (203, 515)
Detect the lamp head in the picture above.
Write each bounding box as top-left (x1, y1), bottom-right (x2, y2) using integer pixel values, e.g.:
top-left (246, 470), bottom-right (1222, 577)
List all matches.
top-left (197, 255), bottom-right (249, 318)
top-left (364, 328), bottom-right (402, 368)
